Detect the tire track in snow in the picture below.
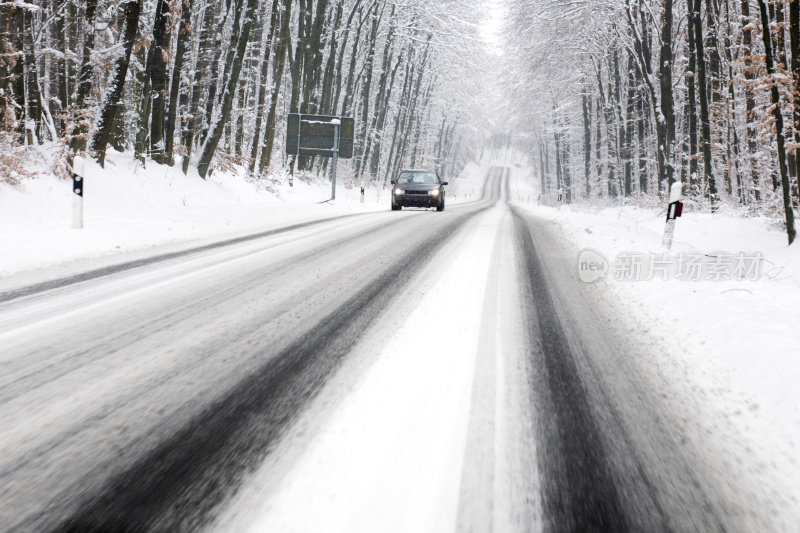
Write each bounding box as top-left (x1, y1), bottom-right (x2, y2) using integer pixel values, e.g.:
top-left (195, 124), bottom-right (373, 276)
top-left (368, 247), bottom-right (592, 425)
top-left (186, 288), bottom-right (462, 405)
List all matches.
top-left (0, 213), bottom-right (369, 305)
top-left (0, 213), bottom-right (420, 406)
top-left (50, 176), bottom-right (503, 533)
top-left (511, 204), bottom-right (633, 532)
top-left (511, 204), bottom-right (737, 532)
top-left (455, 174), bottom-right (543, 532)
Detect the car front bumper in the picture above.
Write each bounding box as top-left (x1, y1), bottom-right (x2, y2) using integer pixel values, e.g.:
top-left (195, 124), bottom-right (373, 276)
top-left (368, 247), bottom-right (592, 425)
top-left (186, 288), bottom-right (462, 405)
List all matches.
top-left (395, 192), bottom-right (441, 207)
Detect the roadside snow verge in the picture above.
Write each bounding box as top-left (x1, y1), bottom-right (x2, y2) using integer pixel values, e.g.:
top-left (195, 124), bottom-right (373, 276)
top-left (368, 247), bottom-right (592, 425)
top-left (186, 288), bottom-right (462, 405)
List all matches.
top-left (512, 198), bottom-right (800, 514)
top-left (519, 204), bottom-right (800, 427)
top-left (1, 150), bottom-right (481, 278)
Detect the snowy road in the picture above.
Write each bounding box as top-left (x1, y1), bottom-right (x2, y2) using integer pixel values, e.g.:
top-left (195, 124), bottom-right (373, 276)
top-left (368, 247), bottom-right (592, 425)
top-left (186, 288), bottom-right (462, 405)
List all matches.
top-left (0, 169), bottom-right (792, 532)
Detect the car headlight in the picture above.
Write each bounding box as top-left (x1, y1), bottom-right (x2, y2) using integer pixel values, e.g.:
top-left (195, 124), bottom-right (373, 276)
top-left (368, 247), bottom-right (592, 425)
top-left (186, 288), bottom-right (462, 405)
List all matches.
top-left (394, 188), bottom-right (404, 195)
top-left (428, 189), bottom-right (440, 196)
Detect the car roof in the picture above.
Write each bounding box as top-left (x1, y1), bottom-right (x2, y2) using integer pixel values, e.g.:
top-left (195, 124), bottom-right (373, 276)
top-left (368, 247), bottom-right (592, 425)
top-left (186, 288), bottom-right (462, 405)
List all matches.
top-left (399, 169), bottom-right (437, 173)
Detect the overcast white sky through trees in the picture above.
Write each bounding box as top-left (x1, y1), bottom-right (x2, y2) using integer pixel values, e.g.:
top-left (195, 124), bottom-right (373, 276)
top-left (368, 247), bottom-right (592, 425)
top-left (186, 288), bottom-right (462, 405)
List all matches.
top-left (480, 0), bottom-right (505, 56)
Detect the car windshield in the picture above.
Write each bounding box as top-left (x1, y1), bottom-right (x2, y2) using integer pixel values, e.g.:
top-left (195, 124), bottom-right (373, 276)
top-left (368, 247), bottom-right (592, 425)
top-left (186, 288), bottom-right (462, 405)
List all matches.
top-left (397, 171), bottom-right (438, 185)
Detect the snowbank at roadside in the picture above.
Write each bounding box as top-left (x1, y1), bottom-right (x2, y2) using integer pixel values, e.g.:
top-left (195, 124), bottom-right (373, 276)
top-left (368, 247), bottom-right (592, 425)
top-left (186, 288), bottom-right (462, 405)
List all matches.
top-left (0, 150), bottom-right (480, 277)
top-left (509, 168), bottom-right (800, 436)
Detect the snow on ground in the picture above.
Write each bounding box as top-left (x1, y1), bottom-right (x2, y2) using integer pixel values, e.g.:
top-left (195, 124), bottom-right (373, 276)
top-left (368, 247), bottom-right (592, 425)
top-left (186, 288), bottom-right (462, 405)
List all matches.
top-left (217, 207), bottom-right (503, 533)
top-left (5, 146), bottom-right (797, 439)
top-left (508, 164), bottom-right (800, 481)
top-left (6, 147), bottom-right (799, 524)
top-left (0, 150), bottom-right (481, 278)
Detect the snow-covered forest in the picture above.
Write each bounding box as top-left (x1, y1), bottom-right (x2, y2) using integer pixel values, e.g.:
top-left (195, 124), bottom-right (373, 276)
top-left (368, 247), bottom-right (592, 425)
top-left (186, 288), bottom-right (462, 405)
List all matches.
top-left (0, 0), bottom-right (490, 186)
top-left (505, 0), bottom-right (800, 244)
top-left (5, 2), bottom-right (800, 530)
top-left (3, 0), bottom-right (800, 243)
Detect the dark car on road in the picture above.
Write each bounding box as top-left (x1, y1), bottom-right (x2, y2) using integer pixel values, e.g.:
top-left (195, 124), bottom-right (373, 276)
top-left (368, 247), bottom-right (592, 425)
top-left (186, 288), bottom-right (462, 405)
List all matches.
top-left (391, 170), bottom-right (448, 211)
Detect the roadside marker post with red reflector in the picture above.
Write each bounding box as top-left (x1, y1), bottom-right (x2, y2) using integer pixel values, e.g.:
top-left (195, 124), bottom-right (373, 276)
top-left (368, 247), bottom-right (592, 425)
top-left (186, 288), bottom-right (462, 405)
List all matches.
top-left (72, 156), bottom-right (85, 229)
top-left (662, 182), bottom-right (684, 250)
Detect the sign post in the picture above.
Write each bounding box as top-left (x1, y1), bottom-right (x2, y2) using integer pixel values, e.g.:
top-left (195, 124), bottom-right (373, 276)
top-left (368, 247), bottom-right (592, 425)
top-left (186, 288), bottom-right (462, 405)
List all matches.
top-left (72, 156), bottom-right (85, 229)
top-left (332, 119), bottom-right (339, 200)
top-left (286, 114), bottom-right (354, 201)
top-left (662, 182), bottom-right (684, 250)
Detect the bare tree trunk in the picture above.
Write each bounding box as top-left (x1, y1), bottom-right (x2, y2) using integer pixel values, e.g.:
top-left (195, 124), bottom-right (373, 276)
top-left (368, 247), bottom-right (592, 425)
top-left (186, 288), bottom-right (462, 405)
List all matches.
top-left (234, 77), bottom-right (246, 157)
top-left (596, 94), bottom-right (604, 196)
top-left (368, 48), bottom-right (404, 178)
top-left (53, 0), bottom-right (68, 124)
top-left (720, 0), bottom-right (743, 202)
top-left (332, 1), bottom-right (363, 113)
top-left (612, 50), bottom-right (626, 196)
top-left (148, 0), bottom-right (171, 164)
top-left (22, 7), bottom-right (43, 144)
top-left (289, 0), bottom-right (307, 115)
top-left (200, 0), bottom-right (235, 146)
top-left (406, 80), bottom-right (434, 169)
top-left (582, 88), bottom-right (592, 199)
top-left (538, 136), bottom-right (547, 196)
top-left (182, 0), bottom-right (217, 174)
top-left (248, 0), bottom-right (281, 174)
top-left (637, 88), bottom-right (648, 194)
top-left (319, 0), bottom-right (343, 114)
top-left (382, 59), bottom-right (413, 185)
top-left (704, 0), bottom-right (726, 191)
top-left (392, 40), bottom-right (431, 177)
top-left (11, 8), bottom-right (25, 141)
top-left (165, 0), bottom-right (194, 165)
top-left (259, 0), bottom-right (293, 175)
top-left (741, 0), bottom-right (760, 201)
top-left (68, 0), bottom-right (98, 152)
top-left (340, 5), bottom-right (368, 116)
top-left (758, 0), bottom-right (796, 243)
top-left (303, 0), bottom-right (330, 114)
top-left (705, 0), bottom-right (723, 104)
top-left (354, 2), bottom-right (382, 177)
top-left (133, 61), bottom-right (152, 163)
top-left (789, 0), bottom-right (800, 200)
top-left (596, 62), bottom-right (616, 197)
top-left (66, 0), bottom-right (78, 108)
top-left (692, 0), bottom-right (717, 203)
top-left (774, 0), bottom-right (795, 185)
top-left (686, 0), bottom-right (699, 190)
top-left (91, 0), bottom-right (142, 167)
top-left (624, 52), bottom-right (636, 196)
top-left (197, 0), bottom-right (261, 178)
top-left (563, 115), bottom-right (572, 202)
top-left (659, 0), bottom-right (676, 190)
top-left (0, 4), bottom-right (14, 124)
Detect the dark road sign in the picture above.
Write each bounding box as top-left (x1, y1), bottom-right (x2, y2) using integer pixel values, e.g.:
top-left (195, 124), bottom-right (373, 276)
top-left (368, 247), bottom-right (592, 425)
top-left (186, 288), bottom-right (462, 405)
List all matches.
top-left (287, 114), bottom-right (354, 159)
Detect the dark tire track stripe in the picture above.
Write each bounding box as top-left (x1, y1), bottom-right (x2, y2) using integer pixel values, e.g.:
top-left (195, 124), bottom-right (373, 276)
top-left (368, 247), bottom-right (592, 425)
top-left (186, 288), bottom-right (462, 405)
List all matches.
top-left (51, 194), bottom-right (493, 533)
top-left (510, 207), bottom-right (630, 533)
top-left (0, 217), bottom-right (418, 409)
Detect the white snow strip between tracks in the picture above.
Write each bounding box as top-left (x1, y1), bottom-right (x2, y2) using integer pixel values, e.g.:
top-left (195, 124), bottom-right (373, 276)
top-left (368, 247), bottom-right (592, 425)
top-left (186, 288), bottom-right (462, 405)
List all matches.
top-left (222, 207), bottom-right (504, 533)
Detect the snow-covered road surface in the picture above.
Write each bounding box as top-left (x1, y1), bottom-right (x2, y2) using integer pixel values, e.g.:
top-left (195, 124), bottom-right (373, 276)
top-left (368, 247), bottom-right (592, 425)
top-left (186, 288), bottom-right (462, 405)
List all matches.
top-left (0, 169), bottom-right (796, 532)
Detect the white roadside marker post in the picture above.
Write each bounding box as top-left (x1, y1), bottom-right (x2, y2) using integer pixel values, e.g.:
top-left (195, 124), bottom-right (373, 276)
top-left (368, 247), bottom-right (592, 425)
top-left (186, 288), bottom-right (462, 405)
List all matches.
top-left (662, 181), bottom-right (684, 250)
top-left (72, 156), bottom-right (85, 229)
